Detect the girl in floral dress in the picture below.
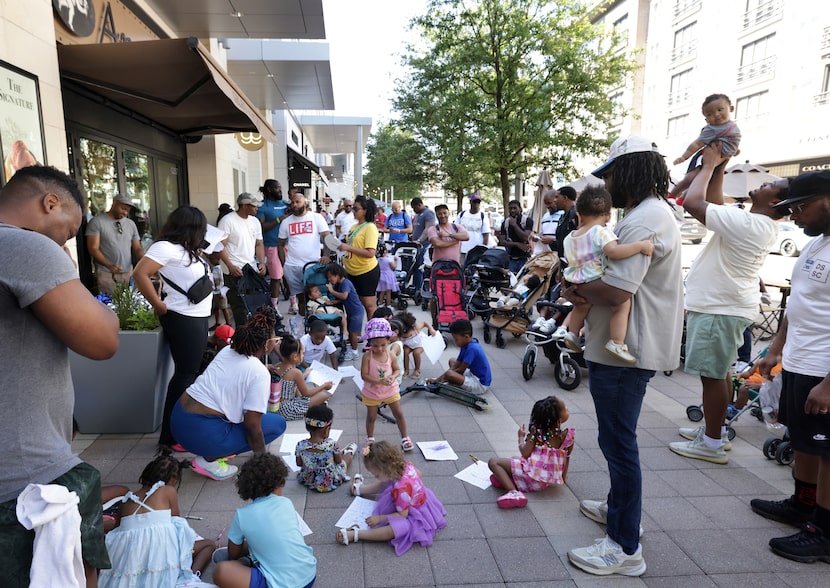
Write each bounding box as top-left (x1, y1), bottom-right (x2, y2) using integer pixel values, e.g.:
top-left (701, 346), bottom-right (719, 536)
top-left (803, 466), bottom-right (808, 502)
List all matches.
top-left (336, 441), bottom-right (446, 555)
top-left (488, 396), bottom-right (575, 509)
top-left (295, 404), bottom-right (358, 492)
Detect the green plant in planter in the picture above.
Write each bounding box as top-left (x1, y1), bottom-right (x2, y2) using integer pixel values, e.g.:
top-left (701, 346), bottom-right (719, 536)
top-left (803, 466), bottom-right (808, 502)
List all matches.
top-left (103, 282), bottom-right (161, 331)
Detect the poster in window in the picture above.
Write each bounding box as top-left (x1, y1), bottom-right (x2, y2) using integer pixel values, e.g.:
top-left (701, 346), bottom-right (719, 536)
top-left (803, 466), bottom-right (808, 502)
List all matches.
top-left (0, 61), bottom-right (47, 184)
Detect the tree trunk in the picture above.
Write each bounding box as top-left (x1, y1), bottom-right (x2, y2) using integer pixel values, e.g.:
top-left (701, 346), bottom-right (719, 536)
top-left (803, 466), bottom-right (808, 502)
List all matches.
top-left (499, 167), bottom-right (511, 211)
top-left (455, 187), bottom-right (465, 214)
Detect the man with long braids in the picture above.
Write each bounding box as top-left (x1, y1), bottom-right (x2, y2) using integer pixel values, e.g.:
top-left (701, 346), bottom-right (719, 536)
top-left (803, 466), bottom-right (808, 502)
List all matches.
top-left (171, 306), bottom-right (287, 481)
top-left (564, 136), bottom-right (684, 576)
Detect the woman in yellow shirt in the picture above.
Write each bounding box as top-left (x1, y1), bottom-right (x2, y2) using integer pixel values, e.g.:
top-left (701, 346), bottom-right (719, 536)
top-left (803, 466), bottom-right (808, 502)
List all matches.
top-left (338, 195), bottom-right (380, 319)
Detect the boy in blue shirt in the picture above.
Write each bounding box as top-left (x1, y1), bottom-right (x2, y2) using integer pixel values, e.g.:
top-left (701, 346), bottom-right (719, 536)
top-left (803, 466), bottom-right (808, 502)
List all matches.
top-left (428, 319), bottom-right (491, 395)
top-left (325, 263), bottom-right (364, 361)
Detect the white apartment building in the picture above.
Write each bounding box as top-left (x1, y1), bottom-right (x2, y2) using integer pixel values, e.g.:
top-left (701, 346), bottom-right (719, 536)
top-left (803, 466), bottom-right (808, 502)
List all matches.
top-left (591, 0), bottom-right (830, 178)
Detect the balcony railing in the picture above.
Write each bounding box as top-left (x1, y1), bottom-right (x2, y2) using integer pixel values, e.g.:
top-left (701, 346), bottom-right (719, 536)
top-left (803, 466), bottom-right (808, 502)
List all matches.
top-left (737, 55), bottom-right (776, 84)
top-left (673, 0), bottom-right (702, 21)
top-left (815, 92), bottom-right (830, 106)
top-left (822, 26), bottom-right (830, 50)
top-left (671, 41), bottom-right (697, 64)
top-left (743, 0), bottom-right (783, 30)
top-left (667, 88), bottom-right (692, 108)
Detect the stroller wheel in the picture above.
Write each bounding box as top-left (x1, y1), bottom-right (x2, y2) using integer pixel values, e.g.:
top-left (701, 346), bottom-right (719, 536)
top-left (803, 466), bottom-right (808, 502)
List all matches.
top-left (512, 332), bottom-right (521, 338)
top-left (762, 438), bottom-right (781, 460)
top-left (554, 356), bottom-right (581, 390)
top-left (397, 299), bottom-right (408, 310)
top-left (750, 406), bottom-right (763, 421)
top-left (421, 300), bottom-right (429, 311)
top-left (483, 327), bottom-right (491, 344)
top-left (496, 334), bottom-right (505, 349)
top-left (725, 426), bottom-right (736, 441)
top-left (522, 347), bottom-right (536, 381)
top-left (467, 309), bottom-right (475, 320)
top-left (686, 405), bottom-right (704, 422)
top-left (663, 370), bottom-right (673, 376)
top-left (775, 441), bottom-right (794, 465)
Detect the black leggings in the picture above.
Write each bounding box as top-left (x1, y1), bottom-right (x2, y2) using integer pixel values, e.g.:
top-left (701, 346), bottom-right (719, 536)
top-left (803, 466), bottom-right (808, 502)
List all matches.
top-left (158, 310), bottom-right (209, 447)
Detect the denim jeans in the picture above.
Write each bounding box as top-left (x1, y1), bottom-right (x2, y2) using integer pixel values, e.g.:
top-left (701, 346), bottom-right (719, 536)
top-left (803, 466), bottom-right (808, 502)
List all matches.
top-left (508, 257), bottom-right (527, 275)
top-left (411, 245), bottom-right (427, 294)
top-left (587, 361), bottom-right (655, 554)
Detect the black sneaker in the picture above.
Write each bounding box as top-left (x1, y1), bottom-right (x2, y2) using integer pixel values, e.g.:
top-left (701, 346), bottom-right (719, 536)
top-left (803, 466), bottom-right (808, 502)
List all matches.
top-left (750, 496), bottom-right (815, 526)
top-left (769, 523), bottom-right (830, 563)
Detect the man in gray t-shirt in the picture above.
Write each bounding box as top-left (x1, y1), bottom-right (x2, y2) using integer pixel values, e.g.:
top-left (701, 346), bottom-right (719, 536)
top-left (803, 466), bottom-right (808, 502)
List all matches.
top-left (409, 197), bottom-right (436, 294)
top-left (85, 193), bottom-right (143, 295)
top-left (0, 166), bottom-right (120, 585)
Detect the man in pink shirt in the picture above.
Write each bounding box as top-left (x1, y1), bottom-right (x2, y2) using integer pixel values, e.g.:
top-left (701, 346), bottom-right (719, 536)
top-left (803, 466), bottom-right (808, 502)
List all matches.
top-left (427, 204), bottom-right (469, 264)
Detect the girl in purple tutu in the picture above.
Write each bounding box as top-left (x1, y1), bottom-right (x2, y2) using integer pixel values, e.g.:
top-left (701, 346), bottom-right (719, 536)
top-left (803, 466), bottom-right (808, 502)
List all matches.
top-left (375, 243), bottom-right (399, 309)
top-left (336, 441), bottom-right (446, 555)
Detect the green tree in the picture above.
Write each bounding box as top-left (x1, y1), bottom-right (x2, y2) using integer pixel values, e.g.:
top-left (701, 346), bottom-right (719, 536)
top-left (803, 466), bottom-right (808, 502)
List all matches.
top-left (395, 0), bottom-right (635, 210)
top-left (363, 123), bottom-right (430, 203)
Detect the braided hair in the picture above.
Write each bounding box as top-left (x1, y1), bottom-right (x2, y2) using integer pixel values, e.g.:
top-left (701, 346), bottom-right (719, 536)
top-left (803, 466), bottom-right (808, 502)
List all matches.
top-left (231, 305), bottom-right (277, 357)
top-left (608, 151), bottom-right (670, 210)
top-left (528, 396), bottom-right (565, 446)
top-left (139, 449), bottom-right (182, 487)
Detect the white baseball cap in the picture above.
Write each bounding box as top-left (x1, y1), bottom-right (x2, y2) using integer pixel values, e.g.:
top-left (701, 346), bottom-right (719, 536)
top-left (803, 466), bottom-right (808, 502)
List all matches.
top-left (592, 135), bottom-right (663, 178)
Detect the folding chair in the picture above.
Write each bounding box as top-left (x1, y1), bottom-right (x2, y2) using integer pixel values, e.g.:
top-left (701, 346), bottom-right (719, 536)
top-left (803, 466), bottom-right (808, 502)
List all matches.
top-left (752, 303), bottom-right (782, 342)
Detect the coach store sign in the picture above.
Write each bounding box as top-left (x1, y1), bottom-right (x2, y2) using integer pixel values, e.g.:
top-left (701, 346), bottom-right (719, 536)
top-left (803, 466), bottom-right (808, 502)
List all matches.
top-left (54, 0), bottom-right (159, 45)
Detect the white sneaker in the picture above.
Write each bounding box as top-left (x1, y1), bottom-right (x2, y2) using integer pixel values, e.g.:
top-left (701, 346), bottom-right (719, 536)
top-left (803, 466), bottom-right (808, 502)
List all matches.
top-left (531, 317), bottom-right (547, 330)
top-left (550, 325), bottom-right (567, 339)
top-left (563, 331), bottom-right (582, 352)
top-left (678, 425), bottom-right (731, 451)
top-left (669, 430), bottom-right (728, 464)
top-left (343, 349), bottom-right (360, 361)
top-left (568, 535), bottom-right (646, 576)
top-left (579, 499), bottom-right (643, 536)
top-left (191, 456), bottom-right (237, 481)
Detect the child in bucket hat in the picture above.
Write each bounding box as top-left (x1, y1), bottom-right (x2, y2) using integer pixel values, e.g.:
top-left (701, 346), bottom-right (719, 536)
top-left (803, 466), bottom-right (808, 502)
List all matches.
top-left (358, 319), bottom-right (412, 451)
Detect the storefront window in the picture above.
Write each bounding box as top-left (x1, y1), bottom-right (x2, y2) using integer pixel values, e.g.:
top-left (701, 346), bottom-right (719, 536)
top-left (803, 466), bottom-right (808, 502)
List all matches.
top-left (79, 137), bottom-right (117, 218)
top-left (155, 159), bottom-right (181, 232)
top-left (124, 150), bottom-right (152, 239)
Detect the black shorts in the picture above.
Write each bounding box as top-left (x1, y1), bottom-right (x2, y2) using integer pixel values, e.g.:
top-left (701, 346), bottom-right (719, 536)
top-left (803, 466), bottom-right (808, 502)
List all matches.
top-left (0, 462), bottom-right (110, 586)
top-left (348, 264), bottom-right (380, 298)
top-left (778, 370), bottom-right (830, 457)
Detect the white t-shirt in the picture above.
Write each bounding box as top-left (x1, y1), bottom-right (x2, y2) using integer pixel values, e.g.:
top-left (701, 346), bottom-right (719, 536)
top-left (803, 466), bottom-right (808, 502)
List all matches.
top-left (187, 346), bottom-right (270, 423)
top-left (301, 333), bottom-right (337, 365)
top-left (146, 240), bottom-right (213, 317)
top-left (218, 212), bottom-right (262, 272)
top-left (278, 212), bottom-right (329, 267)
top-left (335, 210), bottom-right (356, 238)
top-left (456, 210), bottom-right (490, 253)
top-left (685, 206), bottom-right (778, 321)
top-left (782, 235), bottom-right (830, 377)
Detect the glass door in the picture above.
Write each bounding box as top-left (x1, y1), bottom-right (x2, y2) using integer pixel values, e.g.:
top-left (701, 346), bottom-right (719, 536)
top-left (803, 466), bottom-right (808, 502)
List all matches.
top-left (78, 137), bottom-right (118, 218)
top-left (155, 159), bottom-right (182, 234)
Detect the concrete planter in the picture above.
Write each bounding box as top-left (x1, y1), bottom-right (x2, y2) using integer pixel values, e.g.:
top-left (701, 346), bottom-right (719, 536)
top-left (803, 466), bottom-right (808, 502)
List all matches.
top-left (71, 329), bottom-right (173, 434)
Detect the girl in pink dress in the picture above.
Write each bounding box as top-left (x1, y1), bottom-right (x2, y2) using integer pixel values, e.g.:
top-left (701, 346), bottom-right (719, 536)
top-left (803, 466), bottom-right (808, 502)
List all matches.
top-left (488, 396), bottom-right (575, 509)
top-left (336, 441), bottom-right (446, 555)
top-left (359, 318), bottom-right (411, 451)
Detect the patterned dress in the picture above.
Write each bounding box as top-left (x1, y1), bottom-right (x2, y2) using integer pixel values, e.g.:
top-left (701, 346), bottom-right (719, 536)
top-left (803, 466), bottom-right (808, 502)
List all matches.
top-left (295, 438), bottom-right (350, 492)
top-left (372, 462), bottom-right (447, 556)
top-left (510, 427), bottom-right (576, 492)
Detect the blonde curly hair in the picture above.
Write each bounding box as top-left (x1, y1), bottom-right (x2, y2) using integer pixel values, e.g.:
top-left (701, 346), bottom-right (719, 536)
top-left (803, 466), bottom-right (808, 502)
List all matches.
top-left (363, 440), bottom-right (406, 479)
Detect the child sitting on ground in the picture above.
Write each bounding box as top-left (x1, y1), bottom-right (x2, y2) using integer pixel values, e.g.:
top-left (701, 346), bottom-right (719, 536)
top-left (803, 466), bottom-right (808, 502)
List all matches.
top-left (213, 454), bottom-right (317, 588)
top-left (295, 404), bottom-right (358, 492)
top-left (489, 273), bottom-right (542, 308)
top-left (671, 93), bottom-right (741, 197)
top-left (325, 263), bottom-right (365, 362)
top-left (99, 452), bottom-right (214, 587)
top-left (427, 318), bottom-right (492, 395)
top-left (268, 335), bottom-right (333, 420)
top-left (561, 186), bottom-right (654, 364)
top-left (488, 396), bottom-right (575, 509)
top-left (299, 318), bottom-right (339, 370)
top-left (396, 311), bottom-right (437, 379)
top-left (360, 318), bottom-right (411, 451)
top-left (304, 283), bottom-right (344, 317)
top-left (337, 441), bottom-right (446, 555)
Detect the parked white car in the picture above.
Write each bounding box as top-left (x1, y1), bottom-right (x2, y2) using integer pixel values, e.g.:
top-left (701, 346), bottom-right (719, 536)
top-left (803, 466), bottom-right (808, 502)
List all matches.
top-left (770, 221), bottom-right (813, 257)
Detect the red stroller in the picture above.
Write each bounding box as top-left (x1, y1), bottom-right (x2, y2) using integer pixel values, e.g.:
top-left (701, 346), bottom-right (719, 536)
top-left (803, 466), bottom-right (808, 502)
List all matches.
top-left (429, 259), bottom-right (467, 331)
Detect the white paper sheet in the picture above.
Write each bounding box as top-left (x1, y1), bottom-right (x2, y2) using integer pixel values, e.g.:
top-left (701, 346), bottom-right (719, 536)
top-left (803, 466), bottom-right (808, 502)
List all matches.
top-left (454, 461), bottom-right (493, 489)
top-left (305, 360), bottom-right (343, 394)
top-left (334, 496), bottom-right (378, 531)
top-left (417, 440), bottom-right (458, 461)
top-left (337, 365), bottom-right (365, 391)
top-left (296, 511), bottom-right (312, 536)
top-left (203, 224), bottom-right (228, 254)
top-left (421, 332), bottom-right (446, 365)
top-left (279, 430), bottom-right (343, 456)
top-left (281, 454), bottom-right (300, 473)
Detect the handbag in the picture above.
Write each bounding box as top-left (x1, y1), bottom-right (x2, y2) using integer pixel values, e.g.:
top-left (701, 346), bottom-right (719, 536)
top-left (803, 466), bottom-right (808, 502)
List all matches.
top-left (160, 257), bottom-right (213, 304)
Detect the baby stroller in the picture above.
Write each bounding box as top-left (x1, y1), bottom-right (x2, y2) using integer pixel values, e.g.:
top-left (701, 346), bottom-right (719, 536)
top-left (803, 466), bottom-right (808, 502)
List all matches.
top-left (483, 252), bottom-right (558, 349)
top-left (391, 241), bottom-right (421, 310)
top-left (301, 262), bottom-right (347, 359)
top-left (429, 259), bottom-right (467, 332)
top-left (237, 264), bottom-right (285, 333)
top-left (466, 248), bottom-right (511, 320)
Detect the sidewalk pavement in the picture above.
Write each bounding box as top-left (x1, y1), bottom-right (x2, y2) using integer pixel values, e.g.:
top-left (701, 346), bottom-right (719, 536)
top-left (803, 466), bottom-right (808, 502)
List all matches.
top-left (74, 311), bottom-right (828, 587)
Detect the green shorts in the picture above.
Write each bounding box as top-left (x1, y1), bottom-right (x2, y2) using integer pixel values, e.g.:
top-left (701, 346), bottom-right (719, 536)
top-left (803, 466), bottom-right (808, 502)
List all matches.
top-left (684, 311), bottom-right (752, 379)
top-left (0, 463), bottom-right (110, 587)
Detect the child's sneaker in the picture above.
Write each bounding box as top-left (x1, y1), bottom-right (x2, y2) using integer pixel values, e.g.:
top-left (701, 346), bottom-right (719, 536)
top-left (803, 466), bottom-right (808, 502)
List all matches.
top-left (604, 340), bottom-right (636, 364)
top-left (191, 456), bottom-right (237, 481)
top-left (550, 325), bottom-right (567, 339)
top-left (497, 490), bottom-right (528, 509)
top-left (288, 305), bottom-right (299, 315)
top-left (563, 331), bottom-right (582, 352)
top-left (489, 474), bottom-right (504, 489)
top-left (489, 300), bottom-right (506, 309)
top-left (531, 317), bottom-right (547, 331)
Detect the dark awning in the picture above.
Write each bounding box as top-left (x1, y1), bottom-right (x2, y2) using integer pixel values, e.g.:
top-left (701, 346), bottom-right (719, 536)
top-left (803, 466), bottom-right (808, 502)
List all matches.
top-left (57, 37), bottom-right (275, 142)
top-left (287, 147), bottom-right (320, 174)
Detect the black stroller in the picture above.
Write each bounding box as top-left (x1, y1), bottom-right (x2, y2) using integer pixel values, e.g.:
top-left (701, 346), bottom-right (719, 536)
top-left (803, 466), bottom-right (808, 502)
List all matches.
top-left (237, 263), bottom-right (285, 333)
top-left (391, 241), bottom-right (421, 310)
top-left (465, 248), bottom-right (511, 320)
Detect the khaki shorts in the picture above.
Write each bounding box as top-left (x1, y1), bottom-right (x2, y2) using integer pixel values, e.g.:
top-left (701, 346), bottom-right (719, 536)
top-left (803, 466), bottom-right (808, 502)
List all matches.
top-left (461, 370), bottom-right (489, 395)
top-left (684, 311), bottom-right (751, 379)
top-left (211, 293), bottom-right (227, 310)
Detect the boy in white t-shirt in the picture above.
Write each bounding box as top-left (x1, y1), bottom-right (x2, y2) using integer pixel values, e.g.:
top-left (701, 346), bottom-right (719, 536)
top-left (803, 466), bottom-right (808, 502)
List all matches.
top-left (300, 319), bottom-right (339, 370)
